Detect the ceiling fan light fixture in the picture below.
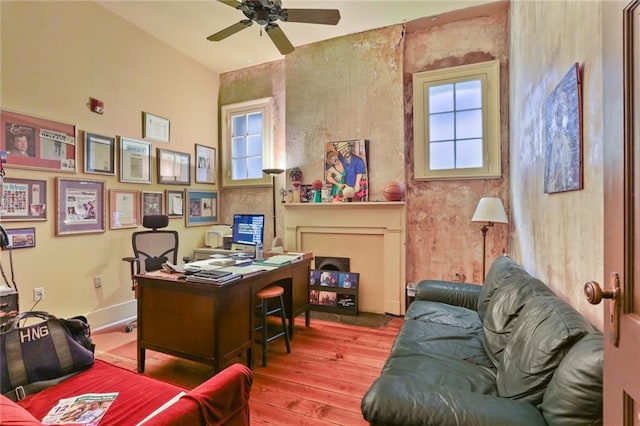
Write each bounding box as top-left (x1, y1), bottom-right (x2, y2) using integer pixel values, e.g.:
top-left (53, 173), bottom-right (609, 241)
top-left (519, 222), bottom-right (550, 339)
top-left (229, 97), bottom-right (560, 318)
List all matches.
top-left (209, 0), bottom-right (341, 54)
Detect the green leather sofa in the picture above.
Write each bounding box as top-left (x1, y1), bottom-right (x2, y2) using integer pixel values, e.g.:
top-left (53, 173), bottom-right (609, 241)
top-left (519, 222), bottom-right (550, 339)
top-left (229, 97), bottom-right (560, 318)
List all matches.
top-left (361, 255), bottom-right (603, 425)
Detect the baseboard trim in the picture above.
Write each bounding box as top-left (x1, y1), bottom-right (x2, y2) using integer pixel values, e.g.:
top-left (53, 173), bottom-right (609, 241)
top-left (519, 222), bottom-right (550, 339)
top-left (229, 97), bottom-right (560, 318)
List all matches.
top-left (88, 300), bottom-right (136, 332)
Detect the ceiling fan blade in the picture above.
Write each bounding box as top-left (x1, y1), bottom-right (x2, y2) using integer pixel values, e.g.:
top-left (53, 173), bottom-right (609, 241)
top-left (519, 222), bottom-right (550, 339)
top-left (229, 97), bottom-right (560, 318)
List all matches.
top-left (217, 0), bottom-right (243, 9)
top-left (207, 20), bottom-right (253, 41)
top-left (281, 9), bottom-right (341, 25)
top-left (265, 24), bottom-right (295, 55)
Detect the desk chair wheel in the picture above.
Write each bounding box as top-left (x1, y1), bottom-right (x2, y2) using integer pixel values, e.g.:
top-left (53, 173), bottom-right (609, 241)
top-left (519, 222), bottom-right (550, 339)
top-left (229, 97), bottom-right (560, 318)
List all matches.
top-left (125, 324), bottom-right (134, 333)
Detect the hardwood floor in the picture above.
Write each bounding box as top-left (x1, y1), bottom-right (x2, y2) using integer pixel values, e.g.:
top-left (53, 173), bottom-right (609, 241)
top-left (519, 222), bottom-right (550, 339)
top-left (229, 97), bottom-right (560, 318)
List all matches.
top-left (92, 313), bottom-right (403, 425)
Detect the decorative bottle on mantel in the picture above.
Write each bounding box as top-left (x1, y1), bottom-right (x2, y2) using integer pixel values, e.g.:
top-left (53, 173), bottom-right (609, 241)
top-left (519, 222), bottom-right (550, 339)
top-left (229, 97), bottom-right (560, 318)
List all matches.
top-left (311, 179), bottom-right (323, 203)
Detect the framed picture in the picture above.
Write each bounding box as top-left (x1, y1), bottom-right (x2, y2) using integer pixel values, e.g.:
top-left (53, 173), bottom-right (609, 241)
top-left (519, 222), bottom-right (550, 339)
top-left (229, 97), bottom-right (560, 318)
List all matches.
top-left (165, 189), bottom-right (184, 218)
top-left (325, 139), bottom-right (369, 202)
top-left (3, 227), bottom-right (36, 249)
top-left (544, 63), bottom-right (583, 194)
top-left (3, 228), bottom-right (36, 250)
top-left (142, 111), bottom-right (170, 143)
top-left (195, 144), bottom-right (216, 184)
top-left (158, 148), bottom-right (190, 185)
top-left (299, 184), bottom-right (313, 203)
top-left (1, 178), bottom-right (47, 222)
top-left (0, 109), bottom-right (76, 173)
top-left (141, 191), bottom-right (163, 217)
top-left (186, 189), bottom-right (218, 227)
top-left (119, 137), bottom-right (152, 184)
top-left (84, 132), bottom-right (115, 175)
top-left (55, 177), bottom-right (106, 236)
top-left (109, 189), bottom-right (139, 229)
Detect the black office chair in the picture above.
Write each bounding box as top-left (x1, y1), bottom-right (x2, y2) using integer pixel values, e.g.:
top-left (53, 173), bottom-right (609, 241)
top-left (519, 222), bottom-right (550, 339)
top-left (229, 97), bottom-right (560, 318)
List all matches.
top-left (122, 215), bottom-right (178, 332)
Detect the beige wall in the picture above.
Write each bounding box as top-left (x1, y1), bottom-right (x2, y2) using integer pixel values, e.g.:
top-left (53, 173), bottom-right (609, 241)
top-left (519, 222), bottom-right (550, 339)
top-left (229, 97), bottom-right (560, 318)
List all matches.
top-left (0, 1), bottom-right (219, 328)
top-left (509, 0), bottom-right (603, 329)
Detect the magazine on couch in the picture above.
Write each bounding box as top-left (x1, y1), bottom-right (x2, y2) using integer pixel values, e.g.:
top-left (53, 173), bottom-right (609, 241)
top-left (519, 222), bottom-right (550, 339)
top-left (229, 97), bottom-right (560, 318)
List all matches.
top-left (41, 392), bottom-right (118, 425)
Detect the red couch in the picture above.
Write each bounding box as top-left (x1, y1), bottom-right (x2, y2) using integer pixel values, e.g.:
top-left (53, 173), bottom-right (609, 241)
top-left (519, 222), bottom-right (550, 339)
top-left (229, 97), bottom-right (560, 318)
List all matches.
top-left (1, 360), bottom-right (253, 425)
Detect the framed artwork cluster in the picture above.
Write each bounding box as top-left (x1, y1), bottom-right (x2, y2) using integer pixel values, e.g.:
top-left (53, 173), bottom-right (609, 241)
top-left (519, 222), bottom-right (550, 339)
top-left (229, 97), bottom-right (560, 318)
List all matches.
top-left (309, 270), bottom-right (359, 316)
top-left (0, 108), bottom-right (221, 244)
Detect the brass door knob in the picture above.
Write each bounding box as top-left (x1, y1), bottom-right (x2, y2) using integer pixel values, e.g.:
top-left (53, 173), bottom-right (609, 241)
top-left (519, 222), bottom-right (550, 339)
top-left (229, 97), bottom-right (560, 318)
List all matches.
top-left (584, 280), bottom-right (617, 304)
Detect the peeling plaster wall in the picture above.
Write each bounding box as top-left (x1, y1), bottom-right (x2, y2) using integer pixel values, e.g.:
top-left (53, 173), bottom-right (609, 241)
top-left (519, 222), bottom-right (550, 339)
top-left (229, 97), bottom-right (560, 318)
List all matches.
top-left (285, 26), bottom-right (406, 196)
top-left (510, 1), bottom-right (603, 329)
top-left (404, 9), bottom-right (510, 285)
top-left (218, 61), bottom-right (286, 240)
top-left (218, 2), bottom-right (603, 326)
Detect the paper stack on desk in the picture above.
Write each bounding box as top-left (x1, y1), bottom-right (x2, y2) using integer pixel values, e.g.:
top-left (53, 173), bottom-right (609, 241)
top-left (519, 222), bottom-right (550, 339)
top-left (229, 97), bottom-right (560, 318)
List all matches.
top-left (253, 254), bottom-right (302, 267)
top-left (185, 269), bottom-right (241, 285)
top-left (218, 264), bottom-right (277, 278)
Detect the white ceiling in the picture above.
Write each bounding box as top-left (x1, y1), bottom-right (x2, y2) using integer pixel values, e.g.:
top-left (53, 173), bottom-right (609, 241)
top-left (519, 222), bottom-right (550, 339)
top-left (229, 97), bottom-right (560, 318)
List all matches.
top-left (95, 0), bottom-right (495, 74)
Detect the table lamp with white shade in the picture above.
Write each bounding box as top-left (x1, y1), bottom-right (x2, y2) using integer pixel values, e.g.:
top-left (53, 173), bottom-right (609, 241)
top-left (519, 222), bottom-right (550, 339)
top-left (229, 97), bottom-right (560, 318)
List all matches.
top-left (471, 197), bottom-right (508, 280)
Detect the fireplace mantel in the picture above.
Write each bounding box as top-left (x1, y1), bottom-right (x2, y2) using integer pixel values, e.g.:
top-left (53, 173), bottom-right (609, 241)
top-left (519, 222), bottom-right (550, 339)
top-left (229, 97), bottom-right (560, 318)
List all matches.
top-left (283, 202), bottom-right (406, 315)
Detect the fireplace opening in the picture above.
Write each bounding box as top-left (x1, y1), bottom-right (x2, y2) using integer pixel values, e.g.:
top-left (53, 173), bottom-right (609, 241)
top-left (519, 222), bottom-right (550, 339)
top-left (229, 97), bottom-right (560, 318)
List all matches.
top-left (314, 256), bottom-right (350, 272)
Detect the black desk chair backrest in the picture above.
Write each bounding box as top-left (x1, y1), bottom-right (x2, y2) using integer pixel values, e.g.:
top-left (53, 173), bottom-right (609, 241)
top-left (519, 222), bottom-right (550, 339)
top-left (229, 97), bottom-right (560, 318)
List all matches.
top-left (130, 215), bottom-right (178, 274)
top-left (122, 215), bottom-right (177, 332)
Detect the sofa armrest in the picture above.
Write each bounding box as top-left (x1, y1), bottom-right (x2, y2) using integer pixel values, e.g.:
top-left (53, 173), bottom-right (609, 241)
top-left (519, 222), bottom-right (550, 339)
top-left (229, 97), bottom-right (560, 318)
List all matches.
top-left (142, 363), bottom-right (253, 426)
top-left (415, 280), bottom-right (481, 310)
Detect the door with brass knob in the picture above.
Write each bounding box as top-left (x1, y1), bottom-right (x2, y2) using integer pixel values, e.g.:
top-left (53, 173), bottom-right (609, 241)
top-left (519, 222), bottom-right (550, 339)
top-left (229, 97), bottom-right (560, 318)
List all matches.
top-left (601, 1), bottom-right (640, 424)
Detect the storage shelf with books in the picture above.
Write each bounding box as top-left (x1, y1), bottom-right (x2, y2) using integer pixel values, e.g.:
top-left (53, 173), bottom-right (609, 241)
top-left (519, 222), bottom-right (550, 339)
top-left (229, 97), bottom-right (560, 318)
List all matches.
top-left (309, 270), bottom-right (359, 316)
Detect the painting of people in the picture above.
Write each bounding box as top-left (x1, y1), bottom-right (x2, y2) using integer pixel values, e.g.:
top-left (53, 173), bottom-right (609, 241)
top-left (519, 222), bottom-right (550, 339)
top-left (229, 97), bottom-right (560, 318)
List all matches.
top-left (325, 139), bottom-right (368, 202)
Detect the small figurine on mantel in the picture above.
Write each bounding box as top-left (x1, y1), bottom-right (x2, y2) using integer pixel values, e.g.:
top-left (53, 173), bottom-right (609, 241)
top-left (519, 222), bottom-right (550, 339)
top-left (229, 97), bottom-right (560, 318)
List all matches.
top-left (289, 167), bottom-right (303, 188)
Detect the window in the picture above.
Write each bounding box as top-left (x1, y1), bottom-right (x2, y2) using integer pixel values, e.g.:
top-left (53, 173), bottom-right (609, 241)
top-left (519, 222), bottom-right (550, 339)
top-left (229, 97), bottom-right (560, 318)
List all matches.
top-left (413, 60), bottom-right (501, 180)
top-left (221, 98), bottom-right (273, 187)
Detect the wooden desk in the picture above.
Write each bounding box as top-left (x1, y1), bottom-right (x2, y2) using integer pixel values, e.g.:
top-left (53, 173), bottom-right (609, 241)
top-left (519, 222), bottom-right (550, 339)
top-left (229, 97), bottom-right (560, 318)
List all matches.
top-left (135, 253), bottom-right (312, 373)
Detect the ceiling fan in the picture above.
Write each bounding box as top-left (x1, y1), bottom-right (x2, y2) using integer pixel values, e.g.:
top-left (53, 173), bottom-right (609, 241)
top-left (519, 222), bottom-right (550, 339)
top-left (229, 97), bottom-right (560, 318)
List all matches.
top-left (207, 0), bottom-right (341, 55)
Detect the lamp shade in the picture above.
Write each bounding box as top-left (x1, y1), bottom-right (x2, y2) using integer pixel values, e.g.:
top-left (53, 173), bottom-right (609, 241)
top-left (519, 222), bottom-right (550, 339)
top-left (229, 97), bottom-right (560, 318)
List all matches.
top-left (471, 197), bottom-right (508, 224)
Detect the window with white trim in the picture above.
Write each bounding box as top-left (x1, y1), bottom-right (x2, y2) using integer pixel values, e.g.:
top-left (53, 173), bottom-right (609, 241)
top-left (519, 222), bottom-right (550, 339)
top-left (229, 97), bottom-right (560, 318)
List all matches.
top-left (221, 97), bottom-right (273, 187)
top-left (413, 60), bottom-right (501, 180)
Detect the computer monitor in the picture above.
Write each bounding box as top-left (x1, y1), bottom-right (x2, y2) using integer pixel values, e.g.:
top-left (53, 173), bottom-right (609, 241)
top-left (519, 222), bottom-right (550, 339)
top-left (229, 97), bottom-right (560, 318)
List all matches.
top-left (231, 214), bottom-right (264, 250)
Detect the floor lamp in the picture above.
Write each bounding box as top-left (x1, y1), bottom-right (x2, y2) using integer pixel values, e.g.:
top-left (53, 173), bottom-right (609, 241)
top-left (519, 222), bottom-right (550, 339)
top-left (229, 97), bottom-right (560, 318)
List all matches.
top-left (263, 168), bottom-right (284, 248)
top-left (471, 197), bottom-right (508, 280)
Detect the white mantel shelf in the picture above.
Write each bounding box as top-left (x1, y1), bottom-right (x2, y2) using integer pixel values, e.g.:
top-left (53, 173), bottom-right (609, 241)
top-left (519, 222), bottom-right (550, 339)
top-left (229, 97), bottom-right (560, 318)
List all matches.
top-left (283, 201), bottom-right (406, 208)
top-left (283, 201), bottom-right (407, 315)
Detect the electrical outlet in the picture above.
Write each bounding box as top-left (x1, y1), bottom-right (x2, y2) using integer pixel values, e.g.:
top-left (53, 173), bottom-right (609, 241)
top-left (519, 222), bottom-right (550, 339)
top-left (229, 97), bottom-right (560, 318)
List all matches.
top-left (93, 275), bottom-right (103, 288)
top-left (33, 287), bottom-right (44, 302)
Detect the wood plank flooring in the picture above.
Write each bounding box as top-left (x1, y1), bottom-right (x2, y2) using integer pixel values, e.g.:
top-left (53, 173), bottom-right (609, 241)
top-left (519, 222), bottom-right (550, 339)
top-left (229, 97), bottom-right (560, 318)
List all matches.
top-left (92, 314), bottom-right (403, 425)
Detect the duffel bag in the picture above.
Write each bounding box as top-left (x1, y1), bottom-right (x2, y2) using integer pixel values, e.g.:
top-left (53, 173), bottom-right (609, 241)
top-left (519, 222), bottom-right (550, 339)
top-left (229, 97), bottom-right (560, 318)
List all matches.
top-left (1, 311), bottom-right (95, 401)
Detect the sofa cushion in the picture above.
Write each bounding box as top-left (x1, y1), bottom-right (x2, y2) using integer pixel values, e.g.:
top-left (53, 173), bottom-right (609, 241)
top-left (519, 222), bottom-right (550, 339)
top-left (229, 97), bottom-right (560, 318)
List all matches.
top-left (483, 276), bottom-right (555, 366)
top-left (477, 255), bottom-right (530, 320)
top-left (0, 394), bottom-right (41, 425)
top-left (497, 295), bottom-right (595, 404)
top-left (403, 301), bottom-right (494, 368)
top-left (540, 333), bottom-right (603, 425)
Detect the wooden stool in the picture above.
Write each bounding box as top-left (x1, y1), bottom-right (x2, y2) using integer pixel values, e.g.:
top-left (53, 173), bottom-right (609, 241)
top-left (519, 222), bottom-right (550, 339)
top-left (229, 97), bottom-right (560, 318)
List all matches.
top-left (255, 285), bottom-right (291, 367)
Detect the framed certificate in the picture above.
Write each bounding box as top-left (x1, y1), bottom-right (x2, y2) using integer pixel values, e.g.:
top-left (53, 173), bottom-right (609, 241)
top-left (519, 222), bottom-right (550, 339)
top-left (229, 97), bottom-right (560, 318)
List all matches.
top-left (109, 189), bottom-right (139, 229)
top-left (84, 132), bottom-right (115, 175)
top-left (119, 137), bottom-right (151, 184)
top-left (143, 111), bottom-right (170, 143)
